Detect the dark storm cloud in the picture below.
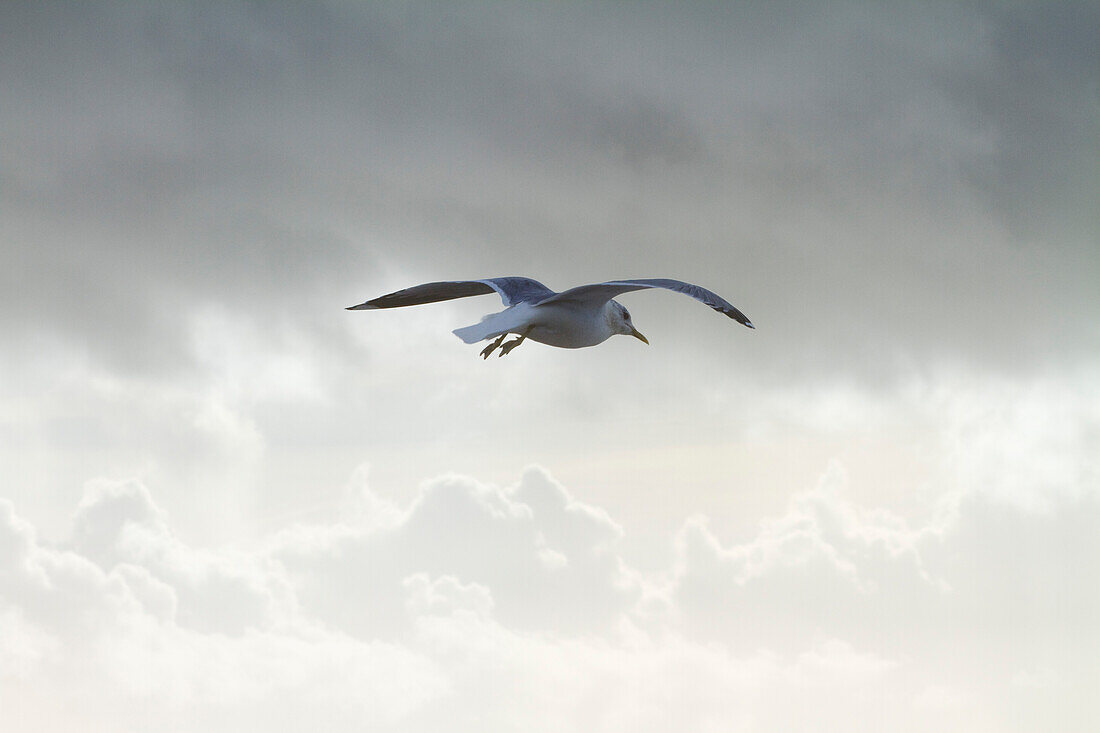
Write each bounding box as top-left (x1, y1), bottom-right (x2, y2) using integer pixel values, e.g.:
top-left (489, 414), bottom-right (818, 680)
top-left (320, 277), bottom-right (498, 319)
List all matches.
top-left (946, 2), bottom-right (1099, 240)
top-left (2, 1), bottom-right (1096, 380)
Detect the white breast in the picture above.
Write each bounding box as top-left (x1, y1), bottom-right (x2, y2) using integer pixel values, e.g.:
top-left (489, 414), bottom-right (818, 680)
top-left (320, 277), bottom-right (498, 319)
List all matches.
top-left (526, 301), bottom-right (615, 349)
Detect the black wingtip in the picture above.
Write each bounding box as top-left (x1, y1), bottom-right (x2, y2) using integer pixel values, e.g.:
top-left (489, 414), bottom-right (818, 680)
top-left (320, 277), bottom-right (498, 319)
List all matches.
top-left (346, 302), bottom-right (377, 310)
top-left (717, 306), bottom-right (754, 329)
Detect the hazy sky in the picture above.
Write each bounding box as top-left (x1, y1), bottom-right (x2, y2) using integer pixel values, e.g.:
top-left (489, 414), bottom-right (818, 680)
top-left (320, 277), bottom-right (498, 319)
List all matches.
top-left (2, 2), bottom-right (1098, 731)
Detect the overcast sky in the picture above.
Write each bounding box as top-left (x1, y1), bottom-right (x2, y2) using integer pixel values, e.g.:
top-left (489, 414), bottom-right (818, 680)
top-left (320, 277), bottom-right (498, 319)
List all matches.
top-left (2, 2), bottom-right (1098, 731)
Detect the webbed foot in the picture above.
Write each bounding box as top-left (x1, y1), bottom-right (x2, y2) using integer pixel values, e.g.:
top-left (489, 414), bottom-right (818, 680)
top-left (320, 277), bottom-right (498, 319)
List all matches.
top-left (480, 334), bottom-right (507, 359)
top-left (498, 336), bottom-right (526, 356)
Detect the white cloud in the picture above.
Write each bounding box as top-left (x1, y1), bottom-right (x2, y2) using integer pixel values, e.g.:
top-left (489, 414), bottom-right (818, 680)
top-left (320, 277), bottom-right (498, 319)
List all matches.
top-left (1, 494), bottom-right (447, 731)
top-left (929, 368), bottom-right (1100, 511)
top-left (270, 466), bottom-right (640, 637)
top-left (3, 455), bottom-right (1098, 731)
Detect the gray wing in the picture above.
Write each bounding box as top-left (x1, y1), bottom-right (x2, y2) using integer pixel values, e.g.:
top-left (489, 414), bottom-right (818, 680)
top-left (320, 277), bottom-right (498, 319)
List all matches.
top-left (543, 278), bottom-right (754, 328)
top-left (346, 277), bottom-right (556, 310)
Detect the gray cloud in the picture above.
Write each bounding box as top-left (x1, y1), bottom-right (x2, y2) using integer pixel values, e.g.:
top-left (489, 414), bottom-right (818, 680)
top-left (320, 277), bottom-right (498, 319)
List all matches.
top-left (3, 1), bottom-right (1096, 385)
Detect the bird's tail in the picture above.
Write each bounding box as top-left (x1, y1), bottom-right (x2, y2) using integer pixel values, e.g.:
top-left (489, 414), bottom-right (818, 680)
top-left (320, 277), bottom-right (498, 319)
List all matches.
top-left (452, 306), bottom-right (529, 344)
top-left (452, 319), bottom-right (503, 344)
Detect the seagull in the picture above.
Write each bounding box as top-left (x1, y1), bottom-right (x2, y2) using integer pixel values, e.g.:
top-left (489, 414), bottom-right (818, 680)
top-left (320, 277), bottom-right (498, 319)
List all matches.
top-left (347, 277), bottom-right (753, 358)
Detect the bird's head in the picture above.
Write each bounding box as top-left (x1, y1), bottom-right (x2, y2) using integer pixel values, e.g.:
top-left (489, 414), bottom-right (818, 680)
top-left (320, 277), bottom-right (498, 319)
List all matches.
top-left (609, 301), bottom-right (648, 344)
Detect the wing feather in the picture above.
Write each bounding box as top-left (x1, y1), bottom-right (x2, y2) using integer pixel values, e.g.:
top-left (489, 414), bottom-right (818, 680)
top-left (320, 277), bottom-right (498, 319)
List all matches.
top-left (544, 278), bottom-right (754, 328)
top-left (347, 277), bottom-right (555, 310)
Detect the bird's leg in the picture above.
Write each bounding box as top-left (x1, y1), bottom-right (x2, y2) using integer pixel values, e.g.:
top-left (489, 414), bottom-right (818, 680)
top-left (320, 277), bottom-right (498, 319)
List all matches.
top-left (498, 327), bottom-right (532, 357)
top-left (480, 333), bottom-right (508, 359)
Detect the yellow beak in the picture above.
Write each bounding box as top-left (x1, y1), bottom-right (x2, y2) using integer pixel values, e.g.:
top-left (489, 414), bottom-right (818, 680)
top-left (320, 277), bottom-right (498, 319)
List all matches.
top-left (630, 327), bottom-right (649, 345)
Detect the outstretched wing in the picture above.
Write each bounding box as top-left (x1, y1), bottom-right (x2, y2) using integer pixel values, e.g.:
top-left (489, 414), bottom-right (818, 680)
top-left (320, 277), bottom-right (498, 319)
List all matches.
top-left (543, 278), bottom-right (754, 328)
top-left (346, 277), bottom-right (556, 310)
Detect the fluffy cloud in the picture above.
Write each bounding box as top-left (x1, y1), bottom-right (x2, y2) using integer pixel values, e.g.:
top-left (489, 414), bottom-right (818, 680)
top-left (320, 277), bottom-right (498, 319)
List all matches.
top-left (271, 467), bottom-right (639, 637)
top-left (3, 458), bottom-right (1097, 732)
top-left (0, 493), bottom-right (446, 731)
top-left (670, 463), bottom-right (941, 653)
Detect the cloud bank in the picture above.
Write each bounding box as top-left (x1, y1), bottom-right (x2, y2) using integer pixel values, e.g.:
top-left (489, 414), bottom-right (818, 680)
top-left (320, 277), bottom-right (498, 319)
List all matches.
top-left (3, 460), bottom-right (1097, 732)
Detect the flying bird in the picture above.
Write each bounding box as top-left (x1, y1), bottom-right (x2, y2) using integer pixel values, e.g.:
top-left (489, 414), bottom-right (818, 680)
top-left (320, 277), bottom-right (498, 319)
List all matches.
top-left (347, 277), bottom-right (753, 358)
